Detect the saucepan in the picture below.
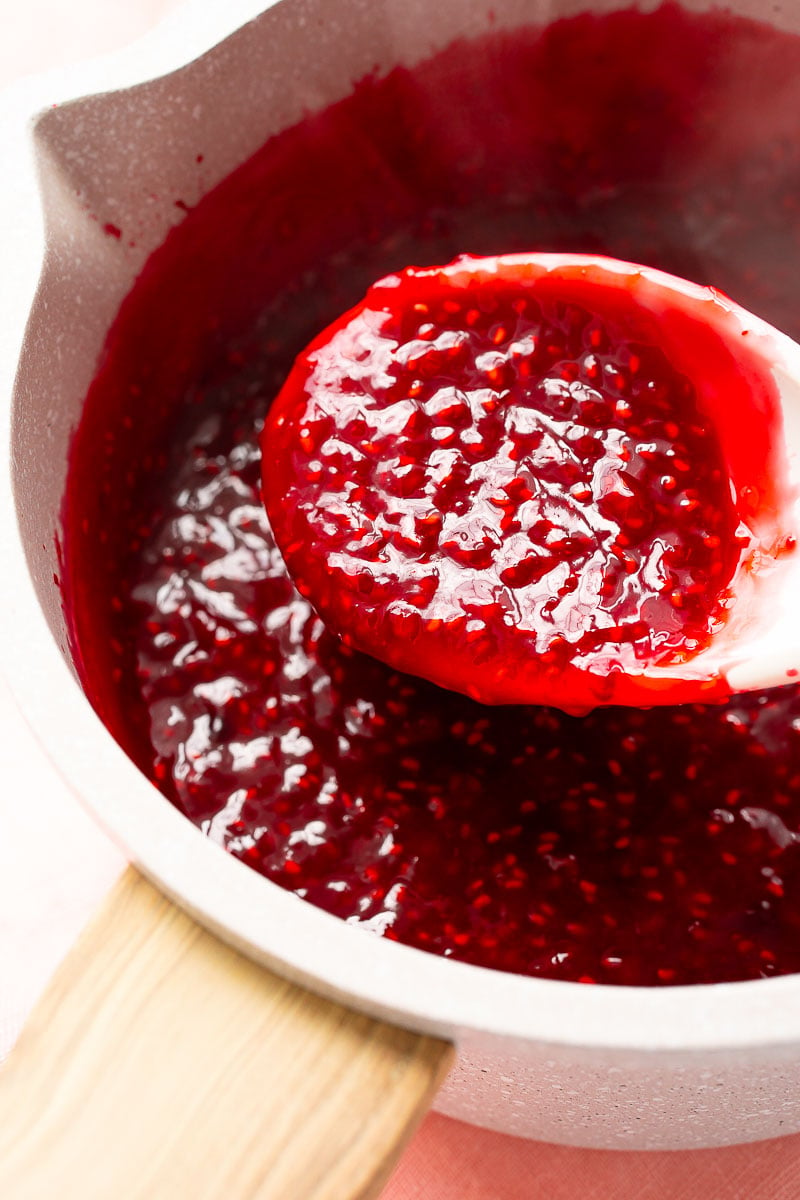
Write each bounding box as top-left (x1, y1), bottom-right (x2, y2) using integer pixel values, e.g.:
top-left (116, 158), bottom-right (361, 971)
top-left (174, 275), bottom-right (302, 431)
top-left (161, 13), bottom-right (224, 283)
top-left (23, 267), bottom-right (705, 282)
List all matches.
top-left (3, 0), bottom-right (800, 1195)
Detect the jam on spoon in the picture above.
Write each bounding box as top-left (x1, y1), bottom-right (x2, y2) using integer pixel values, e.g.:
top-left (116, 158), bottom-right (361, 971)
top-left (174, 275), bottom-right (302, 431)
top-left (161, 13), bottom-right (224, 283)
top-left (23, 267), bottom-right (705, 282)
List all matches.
top-left (262, 253), bottom-right (800, 711)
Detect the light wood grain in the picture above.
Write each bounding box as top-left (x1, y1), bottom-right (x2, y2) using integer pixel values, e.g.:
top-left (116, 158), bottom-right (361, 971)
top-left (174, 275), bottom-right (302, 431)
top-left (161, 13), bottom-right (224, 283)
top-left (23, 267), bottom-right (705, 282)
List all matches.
top-left (0, 868), bottom-right (453, 1199)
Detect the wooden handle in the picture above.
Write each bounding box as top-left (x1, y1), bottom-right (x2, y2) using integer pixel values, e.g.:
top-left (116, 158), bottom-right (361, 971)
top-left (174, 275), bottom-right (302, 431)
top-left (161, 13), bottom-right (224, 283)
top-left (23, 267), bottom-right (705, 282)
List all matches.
top-left (0, 868), bottom-right (453, 1199)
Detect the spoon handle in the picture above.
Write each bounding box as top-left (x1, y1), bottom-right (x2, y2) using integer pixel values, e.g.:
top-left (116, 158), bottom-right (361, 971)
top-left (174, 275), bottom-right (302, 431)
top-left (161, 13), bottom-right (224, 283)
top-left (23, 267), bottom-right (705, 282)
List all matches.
top-left (0, 868), bottom-right (453, 1199)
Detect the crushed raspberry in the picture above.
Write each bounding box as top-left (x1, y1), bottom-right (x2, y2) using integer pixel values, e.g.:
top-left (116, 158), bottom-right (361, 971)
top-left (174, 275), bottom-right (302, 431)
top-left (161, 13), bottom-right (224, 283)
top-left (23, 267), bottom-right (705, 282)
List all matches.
top-left (63, 4), bottom-right (800, 987)
top-left (130, 417), bottom-right (800, 987)
top-left (262, 255), bottom-right (742, 708)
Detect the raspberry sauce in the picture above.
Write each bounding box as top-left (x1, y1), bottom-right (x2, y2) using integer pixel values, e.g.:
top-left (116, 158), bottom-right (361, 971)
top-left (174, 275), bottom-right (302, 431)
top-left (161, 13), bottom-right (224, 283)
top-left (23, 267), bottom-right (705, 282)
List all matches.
top-left (262, 253), bottom-right (752, 709)
top-left (64, 3), bottom-right (800, 986)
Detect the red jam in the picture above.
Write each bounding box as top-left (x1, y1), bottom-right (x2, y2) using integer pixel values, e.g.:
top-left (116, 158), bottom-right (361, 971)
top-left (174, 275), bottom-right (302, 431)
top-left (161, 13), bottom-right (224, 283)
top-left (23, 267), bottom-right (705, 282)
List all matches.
top-left (262, 254), bottom-right (744, 708)
top-left (64, 3), bottom-right (800, 986)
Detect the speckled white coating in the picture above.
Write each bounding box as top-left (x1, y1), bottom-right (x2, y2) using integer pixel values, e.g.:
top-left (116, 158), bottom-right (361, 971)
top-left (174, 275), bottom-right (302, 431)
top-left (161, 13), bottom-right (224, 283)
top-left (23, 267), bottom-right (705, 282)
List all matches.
top-left (4, 0), bottom-right (800, 1150)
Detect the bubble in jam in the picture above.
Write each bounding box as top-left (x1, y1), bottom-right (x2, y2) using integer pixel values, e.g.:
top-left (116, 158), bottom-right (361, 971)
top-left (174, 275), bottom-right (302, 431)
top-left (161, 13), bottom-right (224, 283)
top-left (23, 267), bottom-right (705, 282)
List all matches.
top-left (262, 254), bottom-right (744, 709)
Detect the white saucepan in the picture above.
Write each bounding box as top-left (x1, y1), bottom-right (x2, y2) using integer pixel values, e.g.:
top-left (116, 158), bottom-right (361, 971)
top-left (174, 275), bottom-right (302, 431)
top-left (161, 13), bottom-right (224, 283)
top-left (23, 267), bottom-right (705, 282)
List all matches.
top-left (2, 1), bottom-right (800, 1196)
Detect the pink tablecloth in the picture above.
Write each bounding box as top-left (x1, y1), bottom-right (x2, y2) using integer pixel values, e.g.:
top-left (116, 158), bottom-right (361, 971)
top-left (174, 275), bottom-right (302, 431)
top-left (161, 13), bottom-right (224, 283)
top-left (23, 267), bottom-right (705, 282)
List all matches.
top-left (3, 4), bottom-right (800, 1197)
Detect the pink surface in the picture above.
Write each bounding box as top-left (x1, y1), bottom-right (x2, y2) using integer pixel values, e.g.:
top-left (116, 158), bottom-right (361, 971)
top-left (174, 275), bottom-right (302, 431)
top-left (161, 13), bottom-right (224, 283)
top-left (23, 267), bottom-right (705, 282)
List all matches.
top-left (3, 4), bottom-right (800, 1198)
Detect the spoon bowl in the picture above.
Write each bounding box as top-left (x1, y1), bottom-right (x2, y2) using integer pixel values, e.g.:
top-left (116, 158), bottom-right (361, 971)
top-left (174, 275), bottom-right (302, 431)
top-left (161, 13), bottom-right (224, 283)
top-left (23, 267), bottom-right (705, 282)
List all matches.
top-left (262, 252), bottom-right (800, 711)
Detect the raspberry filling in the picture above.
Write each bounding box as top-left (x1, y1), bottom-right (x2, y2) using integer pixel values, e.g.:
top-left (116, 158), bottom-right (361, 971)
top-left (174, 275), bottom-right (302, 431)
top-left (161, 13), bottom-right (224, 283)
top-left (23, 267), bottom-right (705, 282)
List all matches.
top-left (62, 4), bottom-right (800, 986)
top-left (262, 254), bottom-right (745, 708)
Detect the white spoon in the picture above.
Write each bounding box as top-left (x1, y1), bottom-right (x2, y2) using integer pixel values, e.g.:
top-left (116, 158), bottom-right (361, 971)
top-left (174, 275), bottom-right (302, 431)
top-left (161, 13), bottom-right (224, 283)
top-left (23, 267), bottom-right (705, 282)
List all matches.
top-left (263, 253), bottom-right (800, 710)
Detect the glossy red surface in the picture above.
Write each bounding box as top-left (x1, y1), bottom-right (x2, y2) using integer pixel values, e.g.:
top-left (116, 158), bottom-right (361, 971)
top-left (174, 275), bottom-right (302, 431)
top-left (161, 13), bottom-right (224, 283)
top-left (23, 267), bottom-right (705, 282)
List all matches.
top-left (262, 254), bottom-right (747, 709)
top-left (64, 3), bottom-right (800, 984)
